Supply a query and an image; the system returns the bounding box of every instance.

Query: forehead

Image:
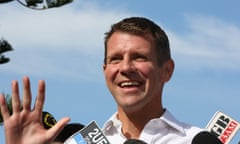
[107,32,154,54]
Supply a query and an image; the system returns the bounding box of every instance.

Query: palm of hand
[4,111,52,144]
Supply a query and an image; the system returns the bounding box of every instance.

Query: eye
[107,55,122,64]
[133,54,148,62]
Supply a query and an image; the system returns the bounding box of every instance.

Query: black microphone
[42,111,57,129]
[54,123,85,142]
[42,111,110,144]
[41,111,85,143]
[0,0,13,4]
[123,139,147,144]
[191,131,223,144]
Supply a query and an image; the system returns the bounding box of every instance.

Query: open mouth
[119,81,141,88]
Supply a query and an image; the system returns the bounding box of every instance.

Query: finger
[34,80,45,115]
[22,76,32,111]
[11,80,21,113]
[0,94,10,121]
[46,117,70,141]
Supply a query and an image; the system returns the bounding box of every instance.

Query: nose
[119,58,136,76]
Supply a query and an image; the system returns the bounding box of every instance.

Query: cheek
[136,64,162,88]
[136,63,155,78]
[104,66,118,81]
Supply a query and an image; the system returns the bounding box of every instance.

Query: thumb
[46,117,70,141]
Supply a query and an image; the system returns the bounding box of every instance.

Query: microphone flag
[206,111,240,144]
[64,121,110,144]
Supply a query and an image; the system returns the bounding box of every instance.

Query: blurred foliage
[0,94,12,123]
[0,38,13,64]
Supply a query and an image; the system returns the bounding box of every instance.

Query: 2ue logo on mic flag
[64,121,110,144]
[206,111,240,144]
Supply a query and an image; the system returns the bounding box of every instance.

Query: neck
[117,98,164,139]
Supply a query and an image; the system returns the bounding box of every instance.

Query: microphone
[41,111,85,143]
[64,121,110,144]
[0,0,14,3]
[192,111,240,144]
[206,111,240,144]
[123,139,147,144]
[42,111,57,129]
[191,131,223,144]
[55,123,85,143]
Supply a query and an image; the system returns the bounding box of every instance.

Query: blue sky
[0,0,240,143]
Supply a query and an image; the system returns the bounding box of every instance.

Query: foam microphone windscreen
[41,111,85,142]
[0,0,13,3]
[124,139,147,144]
[54,123,85,142]
[42,111,57,129]
[191,131,223,144]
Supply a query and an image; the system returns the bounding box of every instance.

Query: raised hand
[0,76,70,144]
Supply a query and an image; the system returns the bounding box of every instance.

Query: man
[102,17,202,143]
[0,17,202,144]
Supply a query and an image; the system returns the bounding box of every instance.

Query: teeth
[120,82,140,87]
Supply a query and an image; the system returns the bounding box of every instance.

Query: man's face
[103,32,169,112]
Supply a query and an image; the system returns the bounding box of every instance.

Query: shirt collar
[102,111,121,133]
[102,109,186,135]
[159,109,186,134]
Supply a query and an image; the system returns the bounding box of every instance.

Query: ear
[103,64,106,71]
[161,59,174,82]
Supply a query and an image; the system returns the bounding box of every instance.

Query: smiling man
[102,17,202,143]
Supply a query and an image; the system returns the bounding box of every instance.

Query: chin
[121,101,146,114]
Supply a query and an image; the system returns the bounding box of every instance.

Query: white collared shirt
[102,109,203,144]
